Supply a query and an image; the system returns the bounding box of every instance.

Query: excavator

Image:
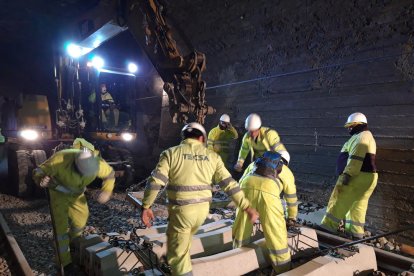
[0,0,215,197]
[63,0,215,125]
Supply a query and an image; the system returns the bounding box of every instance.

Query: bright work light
[127,63,138,73]
[91,56,104,69]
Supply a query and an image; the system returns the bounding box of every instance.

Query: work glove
[97,191,112,204]
[233,160,244,172]
[338,173,351,185]
[39,176,58,188]
[141,208,155,228]
[244,207,259,224]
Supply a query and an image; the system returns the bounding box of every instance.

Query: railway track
[0,205,413,275]
[0,212,33,276]
[315,229,414,274]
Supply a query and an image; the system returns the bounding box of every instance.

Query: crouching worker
[233,151,291,274]
[141,122,259,276]
[33,148,115,274]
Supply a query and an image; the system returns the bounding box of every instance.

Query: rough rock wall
[165,0,414,243]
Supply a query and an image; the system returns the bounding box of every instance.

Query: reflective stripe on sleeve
[270,142,282,151]
[217,177,233,189]
[284,193,297,198]
[151,171,168,184]
[226,186,241,196]
[166,185,212,192]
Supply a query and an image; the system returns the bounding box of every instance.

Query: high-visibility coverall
[241,162,298,220]
[233,174,291,273]
[207,124,238,165]
[33,149,115,267]
[101,92,119,126]
[237,127,286,165]
[72,137,95,152]
[142,139,251,276]
[321,130,378,238]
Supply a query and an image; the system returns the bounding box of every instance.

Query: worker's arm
[267,129,286,152]
[280,166,298,220]
[94,159,116,204]
[32,153,61,185]
[240,162,255,182]
[96,159,116,193]
[237,133,250,164]
[343,134,369,177]
[142,150,170,209]
[207,128,215,151]
[227,125,239,139]
[214,156,250,210]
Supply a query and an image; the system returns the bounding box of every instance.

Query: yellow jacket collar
[181,138,204,146]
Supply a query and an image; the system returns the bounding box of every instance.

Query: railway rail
[0,205,413,275]
[0,212,34,276]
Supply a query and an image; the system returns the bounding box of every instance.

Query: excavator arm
[66,0,215,124]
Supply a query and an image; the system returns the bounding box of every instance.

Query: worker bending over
[233,151,292,273]
[234,113,287,172]
[141,122,259,276]
[33,148,115,274]
[320,112,378,239]
[241,150,298,224]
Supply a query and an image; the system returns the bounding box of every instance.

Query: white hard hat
[344,112,367,128]
[277,150,290,165]
[181,122,207,142]
[219,114,230,123]
[75,149,99,177]
[245,113,262,131]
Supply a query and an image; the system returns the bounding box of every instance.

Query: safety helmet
[277,150,290,165]
[254,151,283,177]
[245,113,262,131]
[344,112,367,128]
[181,122,207,142]
[219,114,230,123]
[75,149,99,177]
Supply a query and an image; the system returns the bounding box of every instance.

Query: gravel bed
[0,189,166,275]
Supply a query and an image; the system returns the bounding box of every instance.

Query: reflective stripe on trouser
[49,189,89,267]
[232,188,291,273]
[167,202,209,276]
[321,172,378,238]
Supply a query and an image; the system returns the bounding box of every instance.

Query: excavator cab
[81,67,136,138]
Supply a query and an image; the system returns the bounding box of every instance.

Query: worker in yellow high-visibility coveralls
[72,137,95,152]
[241,150,298,223]
[233,151,291,274]
[320,112,378,239]
[33,148,115,274]
[234,113,287,172]
[141,122,259,276]
[207,114,238,167]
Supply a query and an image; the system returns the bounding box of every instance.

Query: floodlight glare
[20,129,39,141]
[121,132,134,141]
[67,43,82,58]
[91,56,104,69]
[127,63,138,73]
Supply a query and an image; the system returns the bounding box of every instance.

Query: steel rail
[0,212,34,276]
